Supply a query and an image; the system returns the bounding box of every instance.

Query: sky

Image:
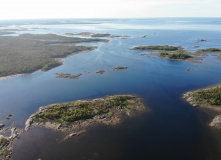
[0,0,220,19]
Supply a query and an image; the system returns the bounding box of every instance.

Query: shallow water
[0,18,221,160]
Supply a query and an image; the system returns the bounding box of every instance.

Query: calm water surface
[0,18,221,160]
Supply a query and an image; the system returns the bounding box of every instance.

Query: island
[131,45,194,60]
[112,66,128,70]
[196,48,221,53]
[183,86,221,128]
[131,45,221,63]
[95,70,105,74]
[25,95,148,137]
[65,32,130,38]
[0,33,108,78]
[55,73,82,79]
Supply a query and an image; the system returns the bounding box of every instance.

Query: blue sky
[0,0,220,19]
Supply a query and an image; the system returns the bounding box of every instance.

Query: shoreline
[25,95,148,139]
[183,85,221,129]
[0,47,97,81]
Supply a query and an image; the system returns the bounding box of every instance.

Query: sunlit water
[0,18,221,160]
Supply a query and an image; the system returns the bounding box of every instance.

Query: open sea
[0,18,221,160]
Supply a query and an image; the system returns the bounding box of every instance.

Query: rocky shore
[25,95,148,139]
[0,114,23,160]
[183,87,221,129]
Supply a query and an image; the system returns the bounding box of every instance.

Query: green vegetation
[41,61,62,71]
[0,137,9,158]
[160,50,191,59]
[132,45,192,60]
[132,45,179,51]
[192,87,221,105]
[196,48,221,53]
[34,96,134,124]
[0,34,107,77]
[167,52,191,59]
[91,34,111,37]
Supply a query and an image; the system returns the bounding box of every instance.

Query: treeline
[196,48,221,53]
[132,45,179,51]
[0,34,105,77]
[34,96,133,124]
[193,87,221,105]
[160,51,191,59]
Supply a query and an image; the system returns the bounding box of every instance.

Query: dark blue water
[0,18,221,159]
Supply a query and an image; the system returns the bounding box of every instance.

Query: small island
[131,45,221,63]
[55,73,82,79]
[25,95,147,137]
[112,66,128,70]
[183,86,221,128]
[95,70,105,74]
[131,45,193,60]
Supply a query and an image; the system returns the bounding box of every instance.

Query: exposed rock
[183,88,221,129]
[55,73,82,79]
[140,35,147,38]
[95,70,105,74]
[112,66,128,70]
[5,114,12,121]
[195,39,206,43]
[0,123,5,129]
[139,53,152,57]
[210,115,221,128]
[186,68,193,71]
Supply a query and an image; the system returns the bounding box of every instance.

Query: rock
[5,114,12,121]
[195,39,206,43]
[210,115,221,128]
[112,66,128,70]
[69,133,78,137]
[25,116,33,130]
[139,53,151,57]
[140,35,147,38]
[186,68,193,71]
[0,123,5,129]
[95,70,105,74]
[55,73,82,79]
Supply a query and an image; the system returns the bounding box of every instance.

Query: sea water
[0,18,221,160]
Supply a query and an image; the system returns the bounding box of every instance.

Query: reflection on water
[0,18,221,160]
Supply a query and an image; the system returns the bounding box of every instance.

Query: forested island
[0,34,108,78]
[25,95,147,137]
[183,86,221,128]
[132,45,221,62]
[131,45,193,60]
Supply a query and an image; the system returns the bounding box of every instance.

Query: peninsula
[25,95,147,137]
[0,34,108,78]
[183,86,221,128]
